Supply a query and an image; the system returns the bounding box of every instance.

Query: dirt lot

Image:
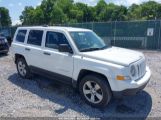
[0,50,161,119]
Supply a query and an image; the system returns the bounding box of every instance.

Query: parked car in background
[0,36,9,54]
[0,32,12,46]
[11,26,151,108]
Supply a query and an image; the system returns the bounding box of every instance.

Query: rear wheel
[16,58,32,79]
[79,74,112,108]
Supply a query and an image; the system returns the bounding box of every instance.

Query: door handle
[43,52,51,56]
[25,48,30,51]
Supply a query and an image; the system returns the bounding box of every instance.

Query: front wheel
[79,74,112,108]
[16,58,32,79]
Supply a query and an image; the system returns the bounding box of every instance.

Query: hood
[81,47,144,66]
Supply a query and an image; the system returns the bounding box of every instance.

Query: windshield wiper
[100,45,108,50]
[80,48,101,52]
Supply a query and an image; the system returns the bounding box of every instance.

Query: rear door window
[27,30,43,46]
[16,30,27,43]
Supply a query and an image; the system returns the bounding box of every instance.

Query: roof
[18,26,91,32]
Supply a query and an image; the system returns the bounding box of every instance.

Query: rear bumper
[113,67,151,98]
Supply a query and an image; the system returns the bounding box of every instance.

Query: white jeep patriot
[11,26,151,107]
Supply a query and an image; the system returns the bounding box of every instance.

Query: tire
[4,51,8,55]
[79,74,112,108]
[16,58,32,79]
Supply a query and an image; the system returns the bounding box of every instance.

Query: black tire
[79,74,112,108]
[16,58,32,79]
[4,51,8,55]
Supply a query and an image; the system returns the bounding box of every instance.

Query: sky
[0,0,161,25]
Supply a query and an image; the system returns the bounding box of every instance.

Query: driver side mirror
[58,44,73,54]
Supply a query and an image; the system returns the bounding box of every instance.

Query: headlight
[130,65,136,77]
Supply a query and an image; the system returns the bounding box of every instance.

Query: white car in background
[11,26,151,107]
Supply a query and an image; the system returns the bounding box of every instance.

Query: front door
[42,31,74,80]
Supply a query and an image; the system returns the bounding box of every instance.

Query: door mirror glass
[58,44,73,53]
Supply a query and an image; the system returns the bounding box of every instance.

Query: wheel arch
[15,54,26,63]
[75,69,111,91]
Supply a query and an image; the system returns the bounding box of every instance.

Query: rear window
[27,30,43,46]
[16,30,27,43]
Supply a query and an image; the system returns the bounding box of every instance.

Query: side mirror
[58,44,73,54]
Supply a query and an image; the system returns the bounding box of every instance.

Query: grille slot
[135,59,146,81]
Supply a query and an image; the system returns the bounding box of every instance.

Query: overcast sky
[0,0,161,25]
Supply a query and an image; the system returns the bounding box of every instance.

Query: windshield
[70,31,107,52]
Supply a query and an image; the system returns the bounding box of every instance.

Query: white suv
[11,26,151,107]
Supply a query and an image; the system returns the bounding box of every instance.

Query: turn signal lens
[116,75,130,81]
[116,75,125,80]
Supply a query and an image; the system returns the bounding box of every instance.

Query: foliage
[19,0,161,25]
[0,7,12,26]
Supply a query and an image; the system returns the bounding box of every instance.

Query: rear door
[25,29,44,68]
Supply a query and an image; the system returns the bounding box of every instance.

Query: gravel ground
[0,50,161,119]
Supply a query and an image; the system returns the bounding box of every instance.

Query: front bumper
[0,43,9,54]
[113,66,151,98]
[0,49,9,54]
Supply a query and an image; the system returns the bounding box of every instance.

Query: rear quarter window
[15,30,27,43]
[27,30,43,46]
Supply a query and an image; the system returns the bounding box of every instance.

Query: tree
[0,7,12,26]
[40,0,57,24]
[33,7,44,25]
[140,1,159,20]
[111,5,127,21]
[104,3,117,21]
[19,0,161,25]
[156,4,161,19]
[56,0,74,23]
[95,0,107,21]
[50,5,67,24]
[20,6,35,25]
[75,3,95,22]
[98,3,117,21]
[127,4,142,20]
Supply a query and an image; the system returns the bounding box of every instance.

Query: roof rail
[42,25,48,27]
